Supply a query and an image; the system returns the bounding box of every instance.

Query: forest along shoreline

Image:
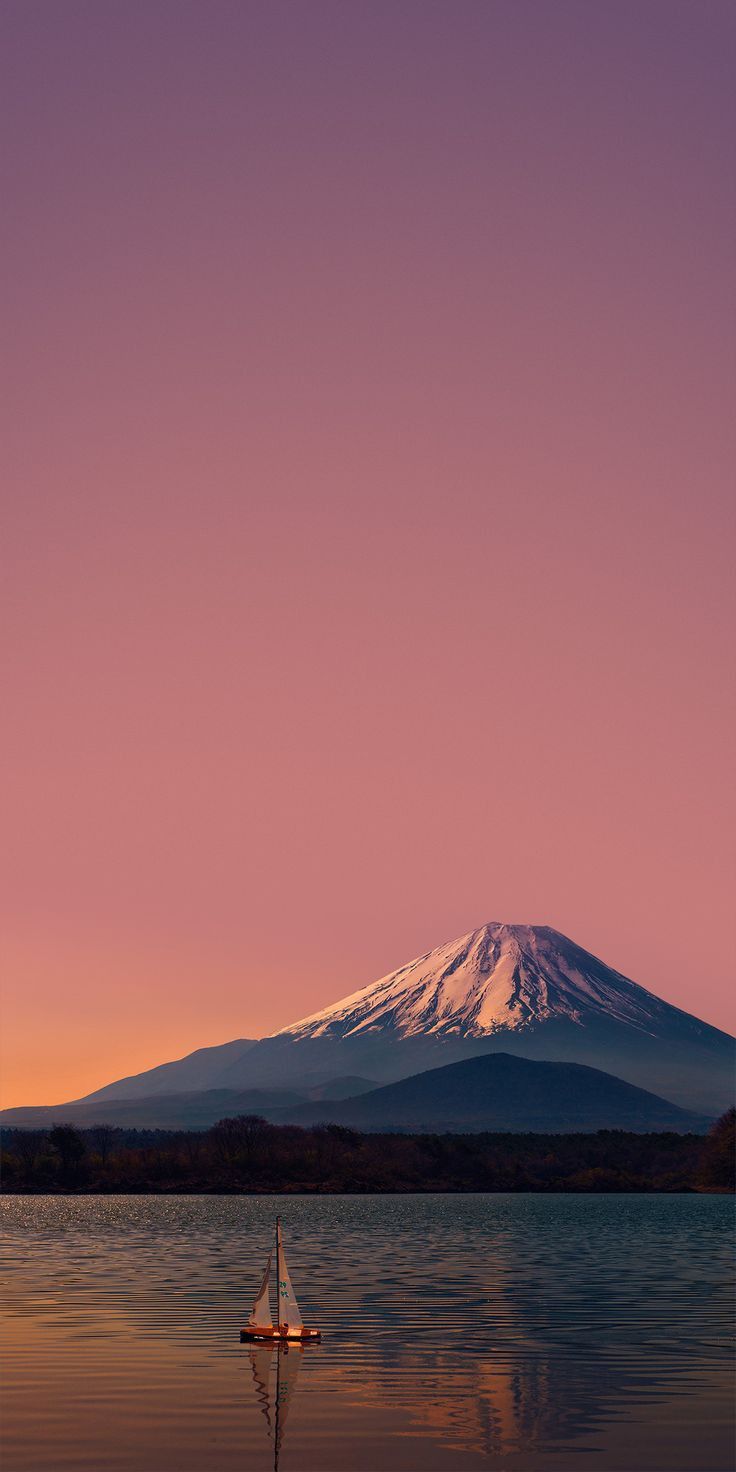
[1,1111,733,1194]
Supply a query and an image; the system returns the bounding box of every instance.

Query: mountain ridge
[80,1038,259,1102]
[0,1077,377,1131]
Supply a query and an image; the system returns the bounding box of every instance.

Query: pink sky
[1,1,734,1107]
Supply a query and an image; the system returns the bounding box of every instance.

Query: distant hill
[274,1054,710,1134]
[0,1077,376,1131]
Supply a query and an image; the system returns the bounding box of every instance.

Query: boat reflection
[248,1341,304,1472]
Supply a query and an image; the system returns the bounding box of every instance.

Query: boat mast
[274,1217,282,1472]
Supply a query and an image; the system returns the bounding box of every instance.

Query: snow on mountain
[276,923,672,1042]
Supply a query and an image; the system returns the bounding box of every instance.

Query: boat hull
[241,1326,321,1342]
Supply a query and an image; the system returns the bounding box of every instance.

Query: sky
[1,0,734,1107]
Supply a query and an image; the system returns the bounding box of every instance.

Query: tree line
[1,1109,733,1194]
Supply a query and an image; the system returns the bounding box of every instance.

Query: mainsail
[276,1220,303,1329]
[249,1246,273,1328]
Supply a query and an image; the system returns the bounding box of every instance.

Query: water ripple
[1,1194,733,1471]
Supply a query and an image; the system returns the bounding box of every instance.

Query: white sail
[276,1222,303,1329]
[249,1246,273,1328]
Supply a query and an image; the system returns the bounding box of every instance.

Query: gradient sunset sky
[2,1,734,1107]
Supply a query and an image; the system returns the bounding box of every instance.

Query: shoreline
[2,1184,731,1197]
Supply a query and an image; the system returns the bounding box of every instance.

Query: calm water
[0,1194,733,1472]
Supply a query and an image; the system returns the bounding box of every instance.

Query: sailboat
[241,1217,321,1342]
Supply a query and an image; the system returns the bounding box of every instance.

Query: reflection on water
[249,1343,305,1472]
[0,1194,733,1471]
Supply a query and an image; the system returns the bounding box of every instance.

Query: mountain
[235,923,735,1115]
[4,922,733,1125]
[273,1054,709,1134]
[275,923,717,1043]
[0,1077,377,1131]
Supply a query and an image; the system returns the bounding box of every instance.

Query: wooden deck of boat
[240,1327,321,1342]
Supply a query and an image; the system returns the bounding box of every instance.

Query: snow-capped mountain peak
[275,922,667,1042]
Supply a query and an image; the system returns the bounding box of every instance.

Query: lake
[0,1194,733,1471]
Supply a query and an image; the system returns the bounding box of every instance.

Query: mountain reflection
[253,1215,706,1468]
[240,1319,673,1469]
[347,1342,641,1460]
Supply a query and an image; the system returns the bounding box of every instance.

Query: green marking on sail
[276,1243,302,1326]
